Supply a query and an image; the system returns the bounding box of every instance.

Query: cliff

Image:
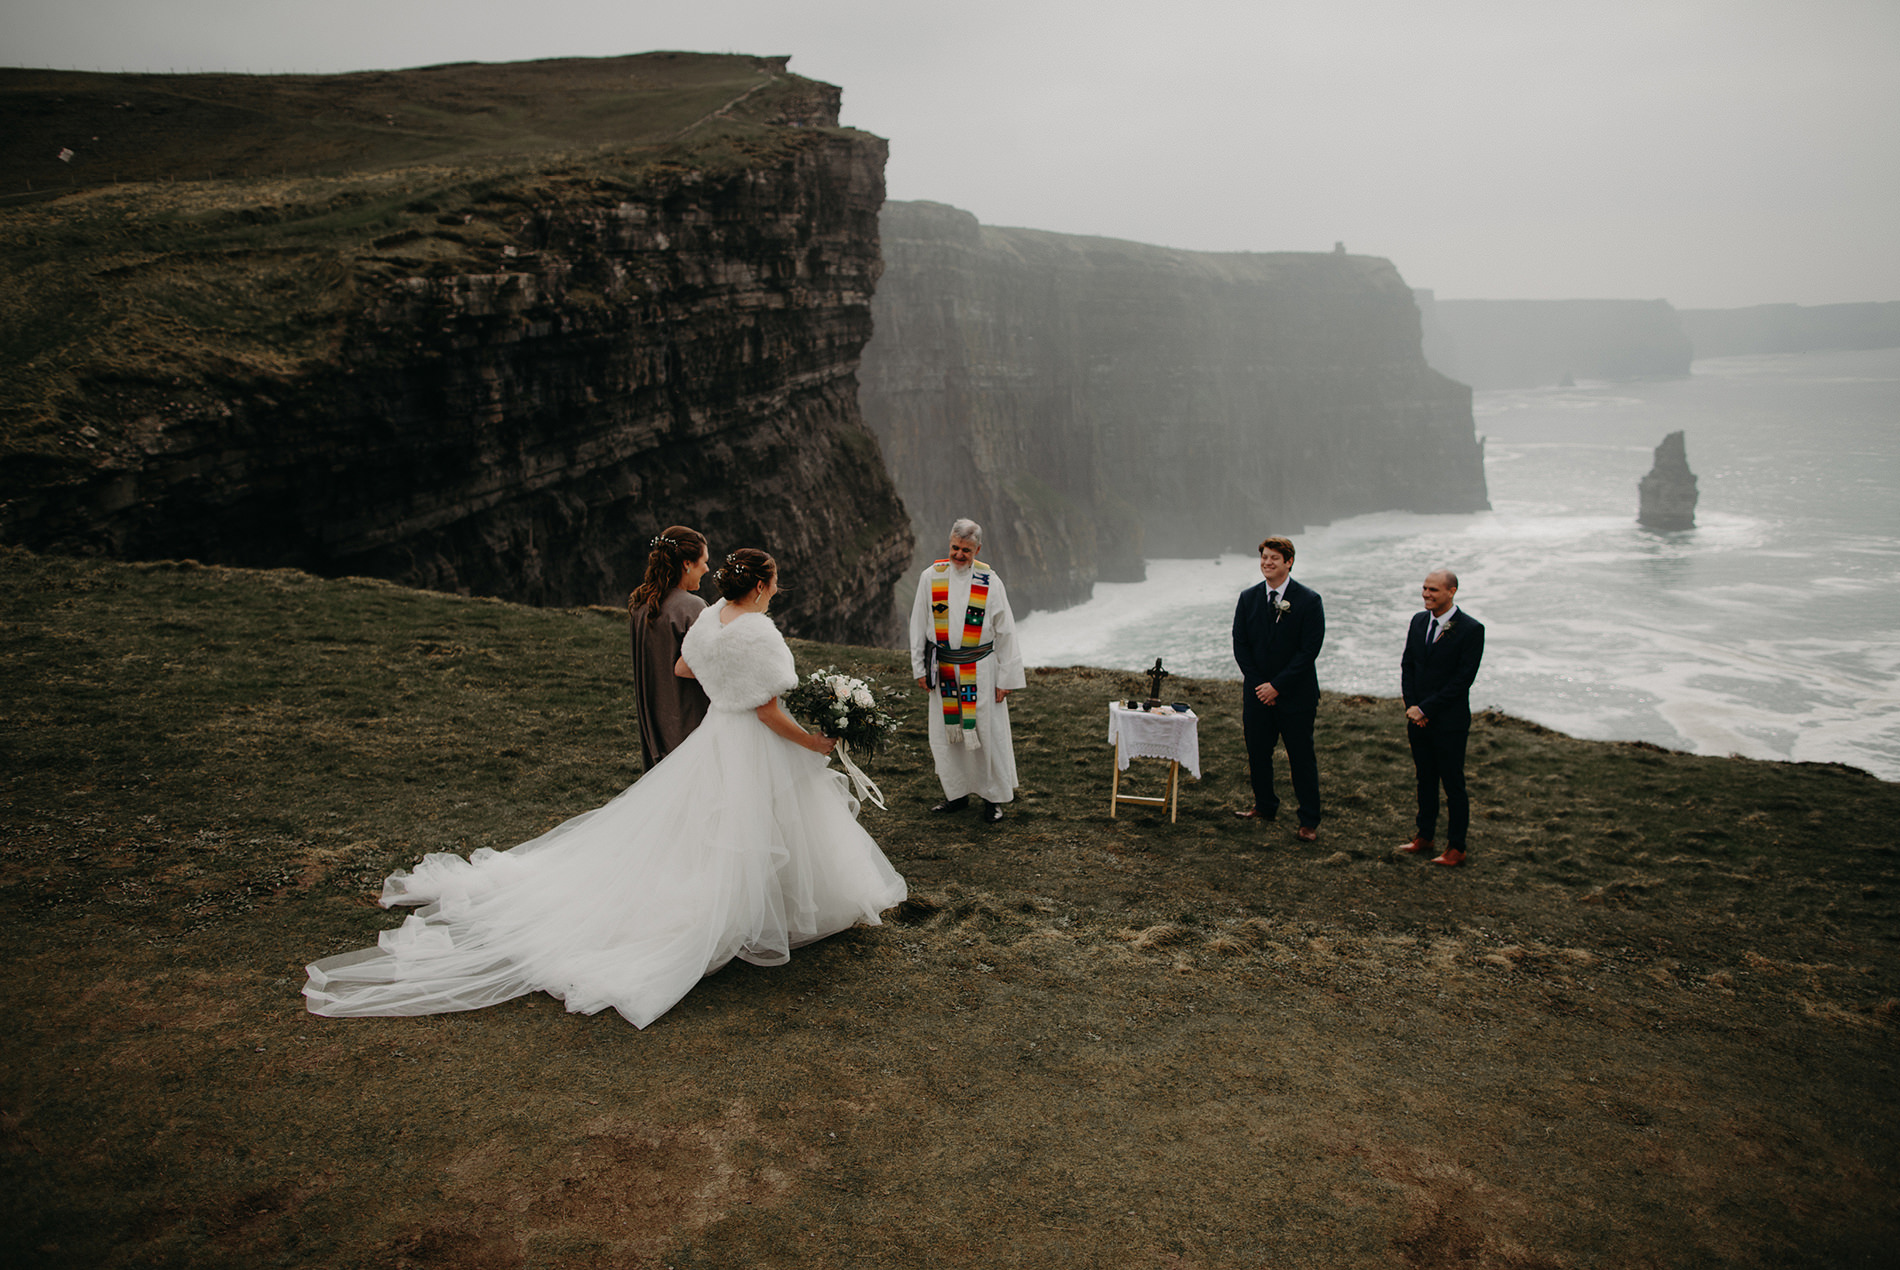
[1637,431,1698,531]
[0,55,913,644]
[1679,302,1900,358]
[1416,294,1693,389]
[860,202,1487,614]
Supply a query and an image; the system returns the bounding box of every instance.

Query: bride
[303,548,908,1029]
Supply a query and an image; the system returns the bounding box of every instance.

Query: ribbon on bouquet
[831,738,887,811]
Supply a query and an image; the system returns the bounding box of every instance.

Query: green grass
[3,546,1897,1267]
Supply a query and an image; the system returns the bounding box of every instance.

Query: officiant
[910,519,1025,824]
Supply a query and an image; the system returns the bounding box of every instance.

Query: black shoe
[930,796,970,814]
[982,801,1004,823]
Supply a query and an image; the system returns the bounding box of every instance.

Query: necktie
[1427,616,1440,644]
[1268,589,1278,607]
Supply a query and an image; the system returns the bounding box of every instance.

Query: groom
[1232,535,1325,841]
[1398,568,1486,867]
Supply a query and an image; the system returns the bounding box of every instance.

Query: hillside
[3,547,1895,1267]
[0,55,911,643]
[3,54,836,196]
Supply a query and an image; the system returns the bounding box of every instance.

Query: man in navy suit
[1398,568,1486,867]
[1231,536,1325,841]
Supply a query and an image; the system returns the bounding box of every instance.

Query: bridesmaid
[627,526,711,769]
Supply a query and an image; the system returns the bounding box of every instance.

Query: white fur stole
[681,602,798,711]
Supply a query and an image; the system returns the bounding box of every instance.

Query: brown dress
[630,588,710,769]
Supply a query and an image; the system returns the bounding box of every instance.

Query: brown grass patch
[2,550,1897,1267]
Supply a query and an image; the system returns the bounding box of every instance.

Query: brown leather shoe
[1429,848,1466,867]
[1398,836,1434,855]
[1296,825,1318,842]
[1233,808,1273,820]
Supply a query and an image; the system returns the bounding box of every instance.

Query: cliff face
[1679,302,1900,358]
[860,202,1487,614]
[0,56,913,645]
[1416,294,1693,389]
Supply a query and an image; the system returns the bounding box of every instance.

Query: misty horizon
[6,0,1896,310]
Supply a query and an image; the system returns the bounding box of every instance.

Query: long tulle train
[303,708,906,1028]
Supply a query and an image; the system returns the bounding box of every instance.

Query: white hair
[949,518,983,547]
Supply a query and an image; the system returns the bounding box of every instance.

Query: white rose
[852,687,875,709]
[832,679,851,701]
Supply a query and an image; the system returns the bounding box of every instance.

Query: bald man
[1398,569,1486,867]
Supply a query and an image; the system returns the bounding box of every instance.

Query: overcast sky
[9,0,1897,308]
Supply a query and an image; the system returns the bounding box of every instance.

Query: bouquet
[784,667,902,808]
[784,667,901,756]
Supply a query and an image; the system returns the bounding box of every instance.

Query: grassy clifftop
[2,548,1896,1266]
[0,53,853,448]
[3,54,825,193]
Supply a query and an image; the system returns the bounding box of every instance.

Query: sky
[7,0,1898,308]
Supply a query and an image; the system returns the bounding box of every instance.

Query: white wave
[1016,348,1900,779]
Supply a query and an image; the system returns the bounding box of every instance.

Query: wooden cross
[1145,657,1171,704]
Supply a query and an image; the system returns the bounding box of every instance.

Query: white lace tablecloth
[1107,702,1201,779]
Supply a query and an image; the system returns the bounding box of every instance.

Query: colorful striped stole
[930,561,991,745]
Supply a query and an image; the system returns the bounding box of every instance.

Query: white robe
[909,560,1025,804]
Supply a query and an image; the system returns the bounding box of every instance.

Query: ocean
[1015,346,1900,780]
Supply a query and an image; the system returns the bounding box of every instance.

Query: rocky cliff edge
[0,55,912,644]
[861,201,1487,614]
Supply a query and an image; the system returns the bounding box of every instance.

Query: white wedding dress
[303,601,908,1029]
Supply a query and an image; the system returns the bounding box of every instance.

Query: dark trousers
[1242,693,1321,827]
[1408,723,1470,847]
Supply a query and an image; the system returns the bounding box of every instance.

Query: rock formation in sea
[1638,431,1699,531]
[1414,293,1693,389]
[0,55,912,645]
[1678,301,1900,359]
[860,201,1488,615]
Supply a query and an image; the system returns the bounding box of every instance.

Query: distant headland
[1415,291,1900,389]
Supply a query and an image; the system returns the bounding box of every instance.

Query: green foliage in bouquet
[784,666,901,757]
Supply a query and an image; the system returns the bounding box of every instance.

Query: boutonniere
[1272,596,1291,623]
[1440,618,1455,635]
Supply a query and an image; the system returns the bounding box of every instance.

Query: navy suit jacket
[1232,577,1324,709]
[1401,608,1486,730]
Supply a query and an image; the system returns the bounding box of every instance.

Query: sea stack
[1638,431,1699,530]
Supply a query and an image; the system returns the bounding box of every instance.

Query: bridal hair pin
[650,534,678,549]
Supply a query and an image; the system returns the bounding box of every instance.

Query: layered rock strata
[860,201,1488,614]
[0,56,912,644]
[1638,431,1699,531]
